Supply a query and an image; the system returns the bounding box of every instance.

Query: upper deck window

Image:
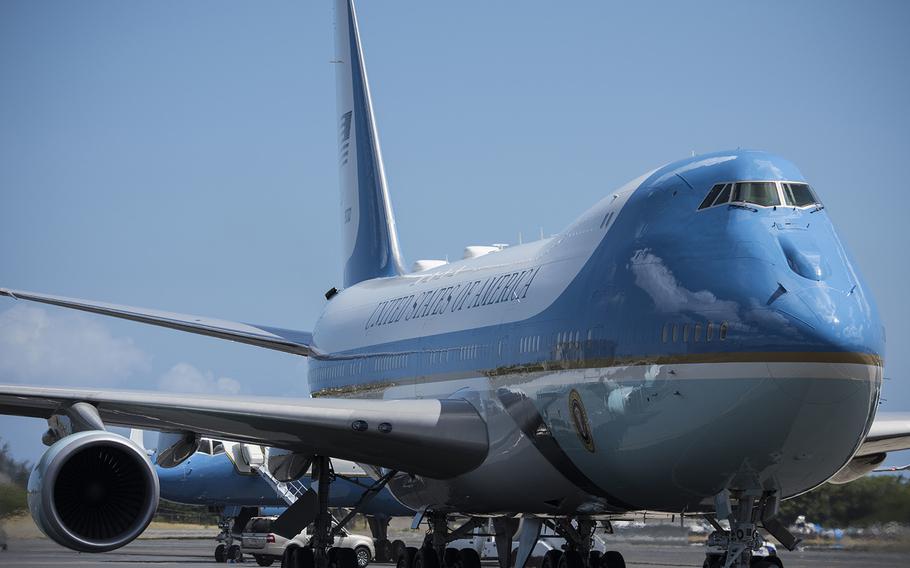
[732,182,780,207]
[782,182,820,208]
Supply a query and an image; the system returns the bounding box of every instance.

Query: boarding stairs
[253,463,312,506]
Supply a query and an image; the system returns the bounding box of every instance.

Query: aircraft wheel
[215,543,227,563]
[444,547,460,568]
[587,551,601,568]
[392,540,408,563]
[415,547,439,568]
[254,555,274,567]
[332,547,358,568]
[375,539,393,562]
[558,550,583,568]
[397,547,418,568]
[541,550,562,568]
[228,544,243,562]
[458,548,480,568]
[602,551,625,568]
[703,556,724,568]
[355,545,373,568]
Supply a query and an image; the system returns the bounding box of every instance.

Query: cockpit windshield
[782,182,819,207]
[698,181,821,211]
[732,182,780,207]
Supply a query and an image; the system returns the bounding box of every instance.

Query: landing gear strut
[705,491,792,568]
[284,457,398,568]
[368,516,393,562]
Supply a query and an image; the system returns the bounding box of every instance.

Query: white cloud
[157,362,241,395]
[0,304,148,385]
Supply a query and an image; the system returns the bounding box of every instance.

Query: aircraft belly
[521,362,880,512]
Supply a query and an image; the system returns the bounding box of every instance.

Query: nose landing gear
[704,490,798,568]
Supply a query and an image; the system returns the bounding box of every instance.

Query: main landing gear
[367,516,394,563]
[283,457,397,568]
[543,519,625,568]
[396,512,485,568]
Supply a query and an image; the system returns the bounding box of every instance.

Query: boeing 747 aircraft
[1,2,909,568]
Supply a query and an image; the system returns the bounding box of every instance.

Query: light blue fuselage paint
[308,150,884,515]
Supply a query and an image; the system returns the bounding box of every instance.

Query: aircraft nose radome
[786,285,884,359]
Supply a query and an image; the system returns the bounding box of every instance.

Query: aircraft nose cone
[791,284,884,359]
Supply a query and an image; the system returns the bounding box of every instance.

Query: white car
[241,516,375,567]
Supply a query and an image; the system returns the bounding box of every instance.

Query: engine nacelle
[28,430,159,552]
[828,452,887,485]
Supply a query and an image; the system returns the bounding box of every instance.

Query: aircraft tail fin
[335,0,405,287]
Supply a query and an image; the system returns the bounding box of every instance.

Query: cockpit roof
[642,150,806,190]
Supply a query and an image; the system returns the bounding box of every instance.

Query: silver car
[241,516,375,567]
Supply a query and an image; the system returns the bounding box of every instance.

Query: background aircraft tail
[335,0,405,287]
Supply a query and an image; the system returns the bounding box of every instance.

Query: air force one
[1,1,908,568]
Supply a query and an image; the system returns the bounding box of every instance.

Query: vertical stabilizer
[335,0,405,286]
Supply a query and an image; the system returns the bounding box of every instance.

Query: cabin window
[732,182,780,207]
[720,322,729,341]
[662,323,670,343]
[706,321,714,342]
[683,324,690,342]
[693,323,702,342]
[672,323,679,343]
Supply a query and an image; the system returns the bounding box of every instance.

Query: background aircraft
[1,1,910,568]
[138,432,411,563]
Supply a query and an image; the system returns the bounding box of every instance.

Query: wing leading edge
[0,288,319,357]
[856,412,910,456]
[0,384,489,479]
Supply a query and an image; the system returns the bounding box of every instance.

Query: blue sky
[1,0,908,469]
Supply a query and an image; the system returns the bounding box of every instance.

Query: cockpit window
[732,182,780,207]
[713,184,732,206]
[782,183,819,207]
[699,184,725,210]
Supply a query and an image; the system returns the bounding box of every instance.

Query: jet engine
[27,430,159,552]
[828,452,887,484]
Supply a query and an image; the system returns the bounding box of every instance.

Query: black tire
[588,550,602,568]
[393,540,408,563]
[415,548,440,568]
[375,539,393,563]
[444,547,461,568]
[228,544,243,563]
[703,556,723,568]
[558,550,584,568]
[541,550,562,568]
[458,548,481,568]
[355,546,373,568]
[254,555,275,567]
[335,547,359,568]
[397,547,418,568]
[603,551,625,568]
[285,546,309,568]
[215,544,227,563]
[751,560,782,568]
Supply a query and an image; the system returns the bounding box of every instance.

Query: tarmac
[1,538,907,568]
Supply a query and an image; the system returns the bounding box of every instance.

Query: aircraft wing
[0,384,489,479]
[855,412,910,456]
[0,287,317,357]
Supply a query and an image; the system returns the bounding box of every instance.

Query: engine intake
[28,430,159,552]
